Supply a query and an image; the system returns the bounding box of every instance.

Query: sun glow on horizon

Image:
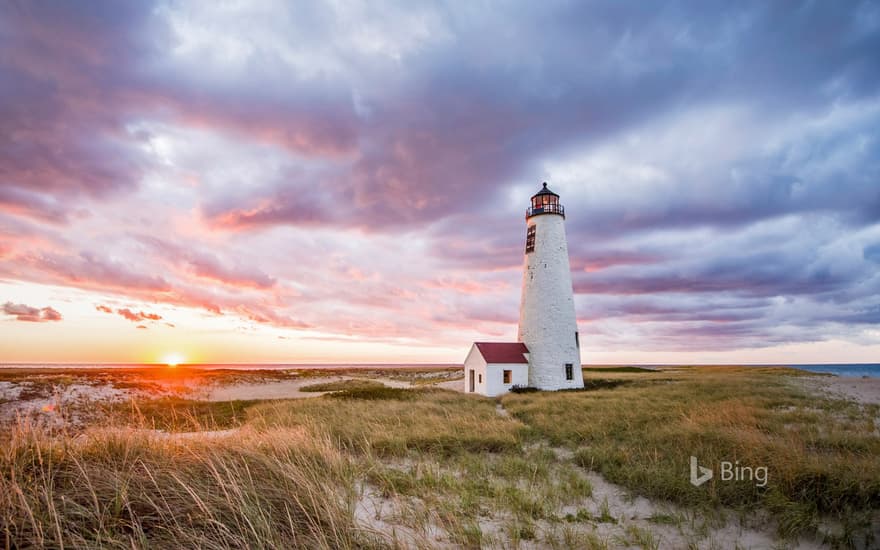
[162,353,185,367]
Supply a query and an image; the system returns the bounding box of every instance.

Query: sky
[1,1,879,365]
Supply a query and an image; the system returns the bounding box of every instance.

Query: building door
[469,370,475,392]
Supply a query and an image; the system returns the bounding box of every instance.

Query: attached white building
[463,342,530,397]
[465,182,585,396]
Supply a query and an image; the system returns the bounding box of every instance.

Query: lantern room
[526,182,564,219]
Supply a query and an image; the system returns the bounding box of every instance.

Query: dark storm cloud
[238,0,880,238]
[0,0,359,222]
[0,2,158,204]
[5,0,878,231]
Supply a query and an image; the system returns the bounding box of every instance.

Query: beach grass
[247,388,521,456]
[1,366,877,548]
[504,367,880,544]
[0,420,375,549]
[104,397,264,431]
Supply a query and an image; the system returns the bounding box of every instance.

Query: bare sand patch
[800,375,880,405]
[354,446,827,549]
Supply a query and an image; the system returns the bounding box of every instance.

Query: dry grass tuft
[0,419,378,549]
[247,388,522,456]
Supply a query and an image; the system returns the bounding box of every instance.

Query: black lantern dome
[526,182,564,219]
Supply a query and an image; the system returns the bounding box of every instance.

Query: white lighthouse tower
[462,182,583,396]
[517,182,584,390]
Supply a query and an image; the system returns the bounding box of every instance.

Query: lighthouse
[463,182,584,395]
[517,182,583,390]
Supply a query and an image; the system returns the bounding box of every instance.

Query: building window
[565,363,573,381]
[503,370,512,384]
[478,374,482,383]
[575,332,579,347]
[525,225,536,253]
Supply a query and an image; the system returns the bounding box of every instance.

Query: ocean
[787,364,880,378]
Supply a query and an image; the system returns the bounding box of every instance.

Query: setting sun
[162,353,185,367]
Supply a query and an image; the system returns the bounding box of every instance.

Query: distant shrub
[300,379,385,393]
[509,386,539,393]
[582,366,656,373]
[581,379,630,391]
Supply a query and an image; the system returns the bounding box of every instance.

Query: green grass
[247,388,521,456]
[105,398,263,431]
[583,366,657,373]
[298,379,387,393]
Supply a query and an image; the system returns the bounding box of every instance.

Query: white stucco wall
[485,363,529,396]
[517,212,585,390]
[463,344,529,396]
[463,344,488,394]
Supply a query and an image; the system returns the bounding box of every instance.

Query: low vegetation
[104,397,262,431]
[247,388,520,456]
[504,367,880,546]
[582,366,657,373]
[298,379,387,393]
[0,366,877,548]
[0,419,374,548]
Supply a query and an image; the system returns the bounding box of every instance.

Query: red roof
[474,342,529,364]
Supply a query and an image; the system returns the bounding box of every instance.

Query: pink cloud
[96,304,163,323]
[422,276,510,294]
[116,308,162,323]
[0,188,69,224]
[137,236,276,289]
[27,252,171,292]
[2,302,62,322]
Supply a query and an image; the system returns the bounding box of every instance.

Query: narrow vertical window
[503,370,512,384]
[565,363,573,381]
[525,225,536,253]
[575,332,579,347]
[478,374,482,383]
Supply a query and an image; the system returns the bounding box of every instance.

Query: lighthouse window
[503,370,512,384]
[525,225,536,253]
[565,363,573,380]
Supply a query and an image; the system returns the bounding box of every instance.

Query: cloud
[0,187,69,223]
[26,252,171,292]
[2,302,62,322]
[0,2,157,215]
[135,235,276,289]
[95,303,163,323]
[114,307,161,323]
